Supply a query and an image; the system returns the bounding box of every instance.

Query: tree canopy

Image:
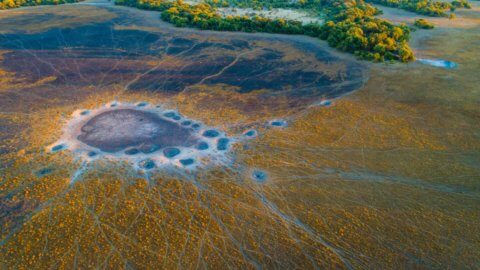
[116,0,416,62]
[0,0,81,9]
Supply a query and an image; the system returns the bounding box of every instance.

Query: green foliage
[366,0,453,17]
[161,1,306,34]
[115,0,415,62]
[319,0,413,62]
[414,18,434,29]
[451,0,471,9]
[114,0,173,11]
[0,0,81,9]
[206,0,308,10]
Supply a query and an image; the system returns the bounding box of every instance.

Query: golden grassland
[2,62,479,268]
[1,2,479,269]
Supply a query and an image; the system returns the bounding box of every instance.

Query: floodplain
[0,0,479,269]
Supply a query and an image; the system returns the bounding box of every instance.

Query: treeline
[205,0,305,10]
[0,0,81,9]
[115,0,415,62]
[365,0,471,17]
[451,0,471,9]
[162,2,308,33]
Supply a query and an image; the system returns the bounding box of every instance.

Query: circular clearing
[77,109,197,153]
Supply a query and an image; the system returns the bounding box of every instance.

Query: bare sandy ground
[217,7,323,25]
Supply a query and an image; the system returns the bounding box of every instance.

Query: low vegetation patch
[414,18,434,29]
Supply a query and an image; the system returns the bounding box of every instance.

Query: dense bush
[365,0,453,17]
[320,1,413,62]
[365,0,472,17]
[451,0,471,9]
[116,0,415,62]
[0,0,81,9]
